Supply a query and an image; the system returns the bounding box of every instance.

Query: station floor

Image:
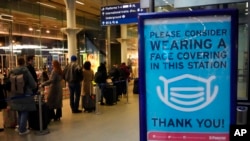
[0,82,140,141]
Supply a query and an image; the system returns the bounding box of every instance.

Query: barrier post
[95,85,101,115]
[125,79,130,104]
[34,91,50,135]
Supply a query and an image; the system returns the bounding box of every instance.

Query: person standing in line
[41,60,63,121]
[82,61,94,96]
[119,62,130,96]
[63,55,83,113]
[26,55,38,93]
[94,63,107,105]
[9,57,37,135]
[109,64,121,101]
[39,67,49,84]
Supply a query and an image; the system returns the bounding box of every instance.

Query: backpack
[94,72,102,83]
[8,71,27,95]
[74,68,83,82]
[63,64,83,82]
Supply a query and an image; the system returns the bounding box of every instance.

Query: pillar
[120,24,127,64]
[61,0,82,58]
[106,26,111,71]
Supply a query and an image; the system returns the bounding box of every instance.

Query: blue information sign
[138,9,238,141]
[101,3,145,26]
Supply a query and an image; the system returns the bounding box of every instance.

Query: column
[61,0,82,58]
[120,24,128,64]
[106,26,111,71]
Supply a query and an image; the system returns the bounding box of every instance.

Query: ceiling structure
[0,0,248,44]
[0,0,137,40]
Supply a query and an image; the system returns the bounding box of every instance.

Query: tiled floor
[0,83,140,141]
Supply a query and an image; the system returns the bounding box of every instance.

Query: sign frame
[138,9,238,141]
[100,3,145,26]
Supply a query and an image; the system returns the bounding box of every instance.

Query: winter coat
[82,69,94,95]
[42,70,63,109]
[9,66,37,111]
[63,62,83,84]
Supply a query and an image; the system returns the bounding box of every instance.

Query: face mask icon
[156,74,218,112]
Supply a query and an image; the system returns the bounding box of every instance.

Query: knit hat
[71,55,77,61]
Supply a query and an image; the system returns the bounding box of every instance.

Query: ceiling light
[36,2,56,9]
[29,27,33,31]
[76,1,84,5]
[46,30,50,33]
[246,2,248,8]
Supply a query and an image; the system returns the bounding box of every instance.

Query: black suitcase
[82,94,96,112]
[133,78,139,94]
[28,102,50,130]
[103,85,117,105]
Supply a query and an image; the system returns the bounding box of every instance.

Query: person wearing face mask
[26,55,38,93]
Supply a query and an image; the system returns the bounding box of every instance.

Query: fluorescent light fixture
[52,48,68,51]
[246,2,248,8]
[41,15,57,20]
[49,51,64,54]
[0,14,13,22]
[0,44,47,49]
[36,2,56,9]
[76,0,84,5]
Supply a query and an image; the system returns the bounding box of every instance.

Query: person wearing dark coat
[109,64,121,101]
[95,63,107,105]
[63,55,83,113]
[9,57,37,135]
[41,60,63,121]
[26,55,38,93]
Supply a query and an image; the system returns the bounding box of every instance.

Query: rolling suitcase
[133,78,139,94]
[82,85,96,112]
[103,85,117,105]
[28,94,50,130]
[3,108,17,128]
[82,94,96,112]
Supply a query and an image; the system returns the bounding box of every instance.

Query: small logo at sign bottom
[230,125,249,141]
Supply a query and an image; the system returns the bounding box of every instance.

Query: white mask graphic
[156,74,218,112]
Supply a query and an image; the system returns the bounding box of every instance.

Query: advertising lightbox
[138,9,238,141]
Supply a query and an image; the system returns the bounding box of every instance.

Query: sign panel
[140,0,174,8]
[138,9,238,141]
[101,3,145,26]
[174,0,247,8]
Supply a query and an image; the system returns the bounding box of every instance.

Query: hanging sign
[138,9,238,141]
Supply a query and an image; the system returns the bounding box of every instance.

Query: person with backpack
[9,57,37,135]
[63,55,83,113]
[41,60,63,121]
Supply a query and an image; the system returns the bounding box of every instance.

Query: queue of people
[0,54,132,136]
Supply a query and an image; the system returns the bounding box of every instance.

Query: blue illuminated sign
[138,9,238,141]
[101,3,145,26]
